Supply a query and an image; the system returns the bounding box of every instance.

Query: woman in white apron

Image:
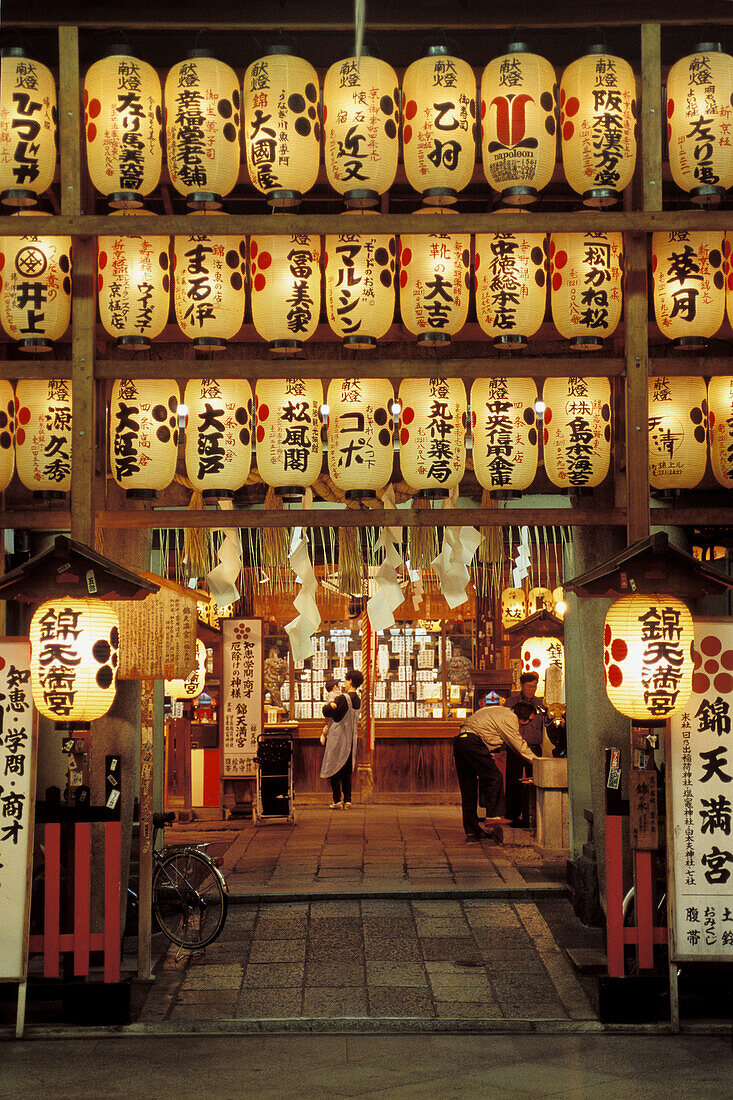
[320,669,363,808]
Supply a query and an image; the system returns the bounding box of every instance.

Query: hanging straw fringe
[337,526,363,596]
[477,490,503,565]
[408,497,438,570]
[260,487,289,569]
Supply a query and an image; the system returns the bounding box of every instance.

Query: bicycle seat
[153,811,176,828]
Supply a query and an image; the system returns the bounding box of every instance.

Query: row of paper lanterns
[3,40,733,211]
[501,586,566,629]
[2,373,731,498]
[5,223,733,352]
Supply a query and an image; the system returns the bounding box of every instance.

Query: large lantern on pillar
[15,378,72,498]
[323,54,399,207]
[243,47,320,207]
[173,216,246,350]
[474,224,547,347]
[0,214,72,351]
[30,598,120,722]
[402,45,476,205]
[549,232,623,350]
[399,210,470,343]
[521,636,564,696]
[250,231,321,353]
[255,377,323,501]
[604,594,694,722]
[560,46,637,206]
[165,637,206,700]
[165,51,241,208]
[708,375,733,487]
[480,43,557,205]
[326,377,393,499]
[652,231,725,348]
[325,214,396,348]
[542,376,612,491]
[109,378,179,498]
[98,214,170,348]
[398,377,466,497]
[84,49,162,207]
[471,377,538,495]
[0,47,57,207]
[667,43,733,205]
[501,587,526,629]
[648,375,708,491]
[184,378,252,498]
[0,379,15,491]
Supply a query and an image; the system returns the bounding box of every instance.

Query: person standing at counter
[320,668,363,809]
[504,671,547,828]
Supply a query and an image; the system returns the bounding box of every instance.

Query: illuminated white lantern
[398,377,466,497]
[109,379,179,498]
[399,209,470,343]
[166,638,206,700]
[250,231,321,353]
[0,47,57,207]
[521,636,564,695]
[323,53,399,207]
[471,377,538,494]
[550,232,623,350]
[15,378,72,498]
[30,598,120,722]
[173,216,246,349]
[653,231,725,348]
[325,214,396,348]
[0,379,15,491]
[501,587,526,629]
[552,587,566,619]
[184,378,252,498]
[604,594,694,721]
[708,375,733,487]
[255,377,323,501]
[542,376,612,491]
[667,42,733,205]
[326,377,393,498]
[0,213,71,351]
[475,224,547,347]
[527,587,554,615]
[648,375,707,491]
[98,213,170,348]
[480,43,557,205]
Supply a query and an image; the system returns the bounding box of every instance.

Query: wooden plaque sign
[112,578,199,681]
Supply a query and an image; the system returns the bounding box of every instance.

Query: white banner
[222,619,262,777]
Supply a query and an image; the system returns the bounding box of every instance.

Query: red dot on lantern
[402,247,412,266]
[16,428,25,446]
[543,427,548,445]
[701,634,722,656]
[402,406,414,425]
[259,251,272,270]
[563,121,574,141]
[405,100,417,120]
[258,403,269,422]
[544,408,552,425]
[552,272,562,292]
[693,648,702,669]
[531,658,541,668]
[611,639,628,662]
[403,125,412,144]
[400,270,408,289]
[604,624,612,645]
[480,101,486,119]
[692,673,710,695]
[714,672,733,694]
[98,274,104,292]
[667,123,672,142]
[704,659,719,674]
[256,425,265,443]
[254,273,266,292]
[250,240,258,259]
[604,651,610,665]
[721,649,733,670]
[18,407,30,426]
[709,412,716,428]
[89,98,101,119]
[400,428,409,445]
[99,251,108,270]
[555,250,568,269]
[667,99,674,119]
[87,123,97,142]
[608,664,623,688]
[565,96,579,117]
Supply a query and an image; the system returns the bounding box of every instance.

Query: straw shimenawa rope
[337,526,363,597]
[260,487,289,569]
[408,496,438,570]
[478,489,503,565]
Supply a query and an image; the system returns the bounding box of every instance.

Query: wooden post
[624,231,651,545]
[58,26,82,219]
[641,24,663,214]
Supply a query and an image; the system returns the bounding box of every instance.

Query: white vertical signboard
[668,618,733,962]
[222,619,263,777]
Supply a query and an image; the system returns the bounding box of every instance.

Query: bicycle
[150,811,229,952]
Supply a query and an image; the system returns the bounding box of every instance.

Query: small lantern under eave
[109,378,179,498]
[471,377,538,496]
[98,215,170,348]
[398,377,466,498]
[667,43,733,205]
[325,214,396,348]
[0,215,72,351]
[15,378,72,498]
[30,598,120,723]
[0,47,57,207]
[708,375,733,488]
[243,47,320,207]
[480,43,557,205]
[166,51,241,208]
[85,49,162,208]
[399,209,470,344]
[648,375,708,492]
[250,232,321,353]
[402,46,476,205]
[173,217,246,350]
[474,226,547,347]
[552,587,566,619]
[326,377,393,499]
[501,587,526,629]
[542,376,612,492]
[527,587,554,616]
[560,46,637,207]
[549,231,623,350]
[604,594,694,722]
[0,379,15,491]
[323,54,399,207]
[255,377,323,501]
[653,230,725,349]
[521,636,564,696]
[184,378,252,498]
[165,638,206,700]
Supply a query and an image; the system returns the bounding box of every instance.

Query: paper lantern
[560,47,637,206]
[521,636,564,696]
[549,232,623,349]
[30,598,120,722]
[184,378,252,497]
[166,638,206,700]
[527,587,554,615]
[471,377,538,494]
[402,47,476,205]
[542,376,612,490]
[501,587,526,628]
[708,375,733,487]
[667,43,733,204]
[98,214,169,348]
[243,47,319,206]
[250,232,321,352]
[604,594,694,721]
[0,48,57,207]
[480,44,556,204]
[653,231,725,348]
[166,52,241,207]
[325,213,395,347]
[726,233,733,328]
[0,379,15,491]
[109,378,179,497]
[255,377,323,500]
[648,375,707,491]
[85,50,162,207]
[326,377,393,498]
[15,378,72,498]
[398,377,466,496]
[399,209,470,343]
[474,225,547,346]
[0,214,71,351]
[323,54,399,207]
[552,587,566,619]
[173,216,246,349]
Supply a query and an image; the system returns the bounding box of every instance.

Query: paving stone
[309,900,362,918]
[180,964,243,990]
[254,916,309,939]
[174,989,239,1008]
[235,988,303,1017]
[248,938,307,963]
[434,1000,504,1019]
[425,961,493,1001]
[302,987,369,1017]
[362,916,416,938]
[306,943,364,964]
[367,988,435,1017]
[305,962,366,988]
[362,937,422,962]
[366,961,429,988]
[419,937,483,963]
[411,900,464,917]
[240,963,305,989]
[413,917,469,938]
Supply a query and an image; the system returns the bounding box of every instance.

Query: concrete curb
[226,885,570,904]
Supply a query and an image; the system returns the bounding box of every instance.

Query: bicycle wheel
[152,848,228,949]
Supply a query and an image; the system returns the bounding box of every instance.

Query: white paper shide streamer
[206,501,242,609]
[512,525,532,588]
[285,528,321,661]
[431,496,481,609]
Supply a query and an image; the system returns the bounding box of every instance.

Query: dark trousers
[505,744,541,824]
[452,732,504,834]
[330,758,352,803]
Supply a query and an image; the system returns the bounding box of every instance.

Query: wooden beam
[625,232,651,542]
[640,24,663,213]
[58,26,82,218]
[70,237,96,545]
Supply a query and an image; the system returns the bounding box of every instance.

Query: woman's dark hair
[346,668,364,690]
[325,677,336,692]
